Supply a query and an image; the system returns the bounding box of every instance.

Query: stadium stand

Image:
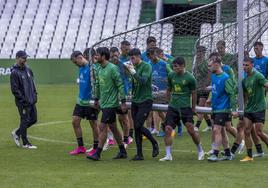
[0,0,143,58]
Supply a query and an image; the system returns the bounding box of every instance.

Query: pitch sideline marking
[29,120,196,153]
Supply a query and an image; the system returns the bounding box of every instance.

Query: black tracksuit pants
[131,100,157,156]
[16,104,37,145]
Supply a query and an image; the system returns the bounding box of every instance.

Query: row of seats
[0,0,142,58]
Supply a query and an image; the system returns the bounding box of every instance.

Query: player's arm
[112,66,126,103]
[10,72,27,106]
[94,70,100,102]
[133,64,152,85]
[189,74,197,112]
[225,78,237,111]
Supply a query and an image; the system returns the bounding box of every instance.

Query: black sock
[206,119,212,127]
[231,142,239,154]
[119,144,126,153]
[95,147,102,156]
[213,150,219,157]
[93,140,98,149]
[224,148,231,156]
[255,144,263,154]
[195,120,202,128]
[123,136,128,143]
[129,129,134,138]
[77,137,84,147]
[247,148,253,158]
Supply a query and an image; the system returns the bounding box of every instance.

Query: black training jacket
[10,64,37,107]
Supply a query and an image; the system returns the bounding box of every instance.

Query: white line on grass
[34,120,71,127]
[28,135,195,153]
[30,120,196,153]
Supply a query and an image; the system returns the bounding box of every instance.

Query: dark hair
[243,57,254,64]
[253,41,263,47]
[196,45,207,52]
[209,52,221,59]
[216,40,226,47]
[212,57,222,64]
[96,47,110,60]
[172,57,185,65]
[70,51,83,60]
[129,48,141,56]
[83,48,96,58]
[110,47,119,53]
[146,36,157,44]
[120,40,130,46]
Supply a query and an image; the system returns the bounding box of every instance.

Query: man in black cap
[10,50,38,149]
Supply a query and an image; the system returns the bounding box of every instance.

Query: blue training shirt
[253,56,268,78]
[77,63,92,106]
[150,59,169,91]
[211,72,230,112]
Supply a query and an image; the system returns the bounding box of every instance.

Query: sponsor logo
[0,67,11,76]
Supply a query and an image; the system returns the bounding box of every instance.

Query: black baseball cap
[16,50,29,58]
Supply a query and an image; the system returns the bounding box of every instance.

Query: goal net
[90,0,268,112]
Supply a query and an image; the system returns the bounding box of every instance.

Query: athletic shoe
[253,152,265,158]
[86,148,96,156]
[11,128,21,147]
[103,140,110,151]
[131,155,144,161]
[108,139,115,145]
[240,156,253,162]
[202,126,212,132]
[237,140,245,154]
[113,151,127,159]
[22,143,37,149]
[87,153,100,161]
[69,146,86,155]
[128,137,133,144]
[219,155,233,161]
[123,142,128,149]
[159,155,173,161]
[205,149,214,156]
[198,151,205,160]
[157,131,165,137]
[207,154,219,162]
[177,126,183,136]
[194,127,199,132]
[152,143,159,157]
[142,135,148,140]
[151,128,159,135]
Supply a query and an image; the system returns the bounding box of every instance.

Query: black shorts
[116,108,128,115]
[163,106,194,129]
[197,92,209,104]
[72,104,98,120]
[211,113,231,126]
[244,110,266,124]
[101,108,117,124]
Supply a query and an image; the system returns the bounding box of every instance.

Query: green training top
[242,70,268,113]
[193,60,210,94]
[168,71,196,109]
[131,61,153,103]
[95,62,126,108]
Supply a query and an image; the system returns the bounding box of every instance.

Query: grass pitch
[1,84,268,188]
